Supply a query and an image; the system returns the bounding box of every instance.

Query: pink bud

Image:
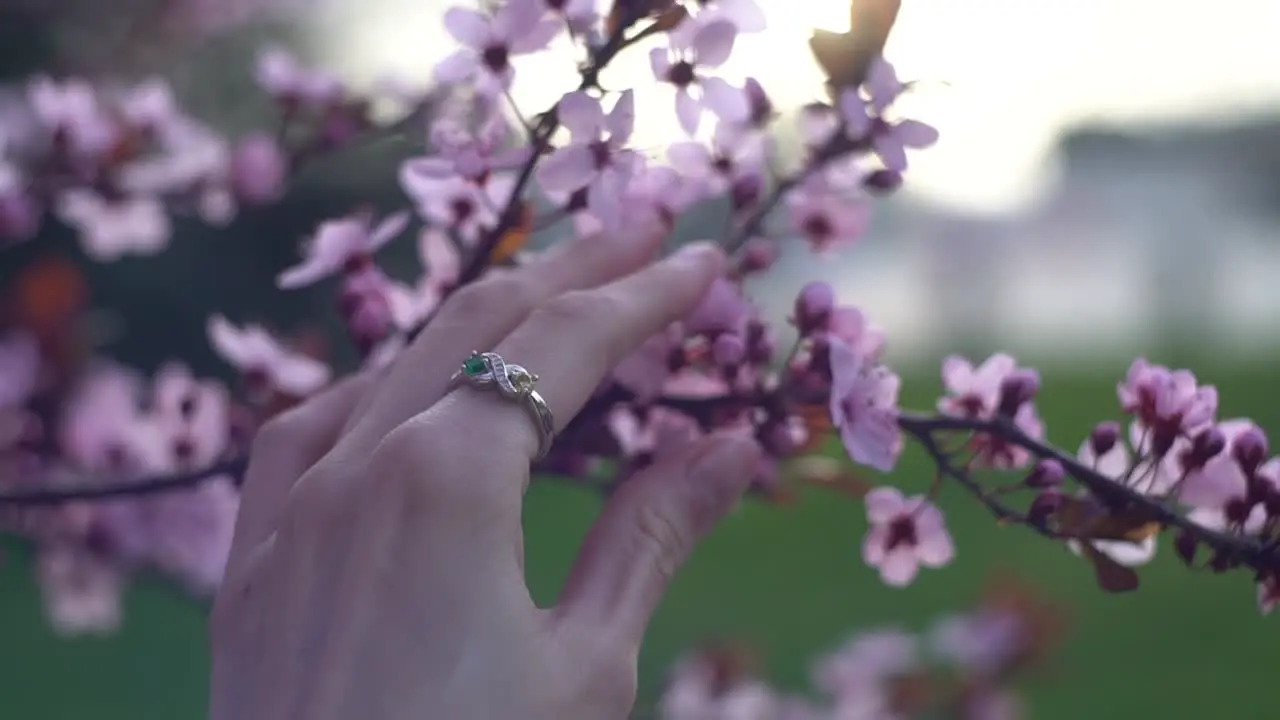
[1233,427,1269,476]
[712,333,746,367]
[0,192,40,241]
[795,282,835,335]
[1181,426,1225,472]
[1027,489,1062,527]
[997,369,1040,417]
[863,169,903,195]
[230,133,288,205]
[1089,422,1120,456]
[1025,459,1064,489]
[1173,530,1197,566]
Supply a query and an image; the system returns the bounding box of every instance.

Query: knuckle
[365,421,488,513]
[445,272,538,321]
[537,290,619,330]
[281,461,349,529]
[633,501,691,587]
[585,652,638,709]
[250,409,309,458]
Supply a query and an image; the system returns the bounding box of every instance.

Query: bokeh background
[2,0,1279,717]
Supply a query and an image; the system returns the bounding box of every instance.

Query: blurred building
[793,115,1280,366]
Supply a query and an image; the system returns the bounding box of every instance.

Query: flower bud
[1173,529,1198,566]
[1233,426,1269,476]
[863,168,903,195]
[1027,489,1062,527]
[1025,459,1065,489]
[230,133,288,205]
[712,333,746,367]
[794,282,835,335]
[0,191,40,242]
[1181,426,1225,472]
[739,238,778,275]
[997,369,1040,417]
[1089,422,1120,456]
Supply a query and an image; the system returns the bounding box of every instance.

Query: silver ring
[450,351,555,461]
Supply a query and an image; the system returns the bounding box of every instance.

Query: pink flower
[938,353,1017,418]
[414,110,523,182]
[815,629,918,709]
[1179,420,1273,534]
[666,121,767,202]
[385,228,461,329]
[149,363,231,471]
[56,190,171,260]
[59,365,151,473]
[838,88,938,173]
[607,405,702,464]
[116,117,237,225]
[1259,574,1280,616]
[37,544,124,636]
[786,175,870,253]
[145,475,240,593]
[277,210,410,289]
[651,18,746,135]
[828,337,902,472]
[0,332,39,408]
[254,47,344,105]
[434,0,560,96]
[541,0,596,33]
[1116,359,1217,453]
[536,90,640,226]
[929,610,1022,674]
[659,653,780,720]
[611,326,684,401]
[26,76,115,158]
[206,315,330,397]
[861,487,954,586]
[692,0,767,33]
[1066,432,1163,566]
[230,132,288,204]
[400,169,515,244]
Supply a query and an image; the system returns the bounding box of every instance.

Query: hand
[209,230,763,720]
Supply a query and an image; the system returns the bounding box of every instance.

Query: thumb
[554,431,762,648]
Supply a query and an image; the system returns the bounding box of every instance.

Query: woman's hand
[209,230,762,720]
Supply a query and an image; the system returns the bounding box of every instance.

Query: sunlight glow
[317,0,1280,215]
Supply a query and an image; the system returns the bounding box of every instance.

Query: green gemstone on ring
[463,355,487,376]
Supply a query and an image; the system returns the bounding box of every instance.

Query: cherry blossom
[786,177,871,253]
[651,17,747,135]
[56,190,171,260]
[254,47,344,105]
[828,337,902,472]
[434,0,561,96]
[26,76,115,158]
[206,315,331,397]
[666,121,768,203]
[536,90,640,226]
[385,228,462,330]
[277,210,410,289]
[401,169,516,244]
[861,487,955,586]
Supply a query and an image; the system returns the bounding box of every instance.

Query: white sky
[317,0,1280,214]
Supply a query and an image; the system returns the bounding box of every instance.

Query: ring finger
[342,225,664,452]
[427,241,725,513]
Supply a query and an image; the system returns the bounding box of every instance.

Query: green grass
[3,359,1278,719]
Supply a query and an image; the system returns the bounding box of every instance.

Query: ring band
[450,351,555,461]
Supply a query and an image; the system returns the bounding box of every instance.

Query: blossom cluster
[658,577,1063,720]
[0,0,1276,715]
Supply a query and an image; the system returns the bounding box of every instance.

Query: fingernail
[671,240,724,269]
